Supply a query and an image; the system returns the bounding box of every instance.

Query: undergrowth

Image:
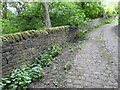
[0,45,62,90]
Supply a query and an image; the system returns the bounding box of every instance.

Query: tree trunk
[3,0,7,19]
[43,1,51,28]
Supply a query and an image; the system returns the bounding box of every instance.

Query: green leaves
[82,2,104,19]
[104,1,118,17]
[76,29,87,39]
[49,2,86,27]
[1,63,44,90]
[2,19,19,34]
[0,82,6,90]
[36,53,52,67]
[2,2,118,34]
[48,45,62,58]
[0,78,11,90]
[35,45,62,67]
[29,65,44,81]
[9,68,32,89]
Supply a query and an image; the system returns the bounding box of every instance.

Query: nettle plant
[0,45,62,90]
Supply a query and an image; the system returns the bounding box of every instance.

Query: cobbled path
[64,23,118,88]
[28,23,118,88]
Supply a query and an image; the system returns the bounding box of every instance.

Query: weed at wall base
[0,45,62,90]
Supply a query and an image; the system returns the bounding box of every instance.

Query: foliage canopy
[1,1,118,34]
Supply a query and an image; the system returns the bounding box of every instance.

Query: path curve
[64,22,118,88]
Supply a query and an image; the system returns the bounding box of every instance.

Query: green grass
[91,19,118,29]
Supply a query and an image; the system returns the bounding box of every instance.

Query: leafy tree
[2,2,117,34]
[49,2,85,26]
[77,2,104,19]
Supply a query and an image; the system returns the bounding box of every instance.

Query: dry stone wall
[0,26,78,77]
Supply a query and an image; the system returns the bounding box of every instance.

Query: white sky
[105,0,119,4]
